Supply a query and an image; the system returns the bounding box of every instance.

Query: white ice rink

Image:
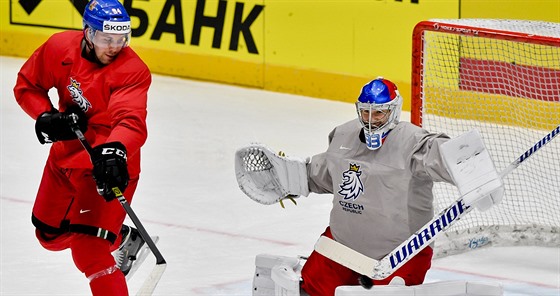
[1,56,559,295]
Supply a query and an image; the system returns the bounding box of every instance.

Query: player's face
[359,108,390,129]
[91,31,129,65]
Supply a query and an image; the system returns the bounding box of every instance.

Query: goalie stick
[315,125,560,280]
[69,119,167,296]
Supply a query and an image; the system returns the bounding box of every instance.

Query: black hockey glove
[91,142,129,202]
[35,106,88,144]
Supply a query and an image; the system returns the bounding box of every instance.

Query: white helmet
[355,77,403,150]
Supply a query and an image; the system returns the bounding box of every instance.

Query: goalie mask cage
[411,19,560,257]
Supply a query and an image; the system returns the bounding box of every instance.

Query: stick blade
[126,236,160,281]
[135,263,167,296]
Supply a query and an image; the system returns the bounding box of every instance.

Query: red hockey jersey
[14,30,151,178]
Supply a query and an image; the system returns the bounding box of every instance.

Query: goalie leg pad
[271,264,301,295]
[253,254,305,296]
[335,280,503,296]
[440,130,504,211]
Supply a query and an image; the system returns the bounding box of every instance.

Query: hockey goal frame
[412,20,560,125]
[410,19,560,257]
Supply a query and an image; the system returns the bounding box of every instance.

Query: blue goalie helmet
[355,77,403,150]
[83,0,131,47]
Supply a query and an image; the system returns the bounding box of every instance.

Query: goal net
[411,19,560,257]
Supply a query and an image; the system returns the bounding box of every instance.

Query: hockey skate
[114,224,159,280]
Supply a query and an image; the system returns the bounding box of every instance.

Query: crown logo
[349,163,360,172]
[70,78,81,90]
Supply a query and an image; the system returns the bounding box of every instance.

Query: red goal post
[410,19,560,257]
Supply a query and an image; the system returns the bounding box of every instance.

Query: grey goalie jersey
[307,119,454,260]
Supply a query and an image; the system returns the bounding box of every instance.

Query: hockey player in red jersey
[14,0,152,294]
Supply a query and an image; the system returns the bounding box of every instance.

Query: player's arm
[13,39,88,144]
[306,128,336,195]
[93,60,151,201]
[409,130,454,183]
[105,60,151,158]
[13,42,55,119]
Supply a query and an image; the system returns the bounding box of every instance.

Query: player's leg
[71,170,150,278]
[71,233,128,296]
[31,158,126,295]
[32,156,76,251]
[68,170,138,295]
[301,227,433,295]
[92,175,156,278]
[300,228,360,296]
[70,172,139,245]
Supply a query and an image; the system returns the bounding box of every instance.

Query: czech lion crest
[338,163,364,201]
[67,78,92,112]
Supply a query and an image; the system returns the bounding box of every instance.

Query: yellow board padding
[0,31,51,58]
[4,0,556,113]
[264,64,387,105]
[424,89,560,130]
[134,46,264,88]
[138,45,413,109]
[461,0,560,21]
[9,0,81,28]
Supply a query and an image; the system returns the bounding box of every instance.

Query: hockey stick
[69,121,166,295]
[315,125,560,280]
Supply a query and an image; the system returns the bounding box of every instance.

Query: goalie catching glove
[440,129,504,212]
[234,144,309,205]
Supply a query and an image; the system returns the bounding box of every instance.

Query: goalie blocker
[440,129,504,212]
[235,144,309,205]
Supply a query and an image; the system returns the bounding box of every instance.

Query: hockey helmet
[355,77,403,150]
[83,0,131,48]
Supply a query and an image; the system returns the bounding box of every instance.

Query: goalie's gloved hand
[35,106,88,144]
[91,142,129,202]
